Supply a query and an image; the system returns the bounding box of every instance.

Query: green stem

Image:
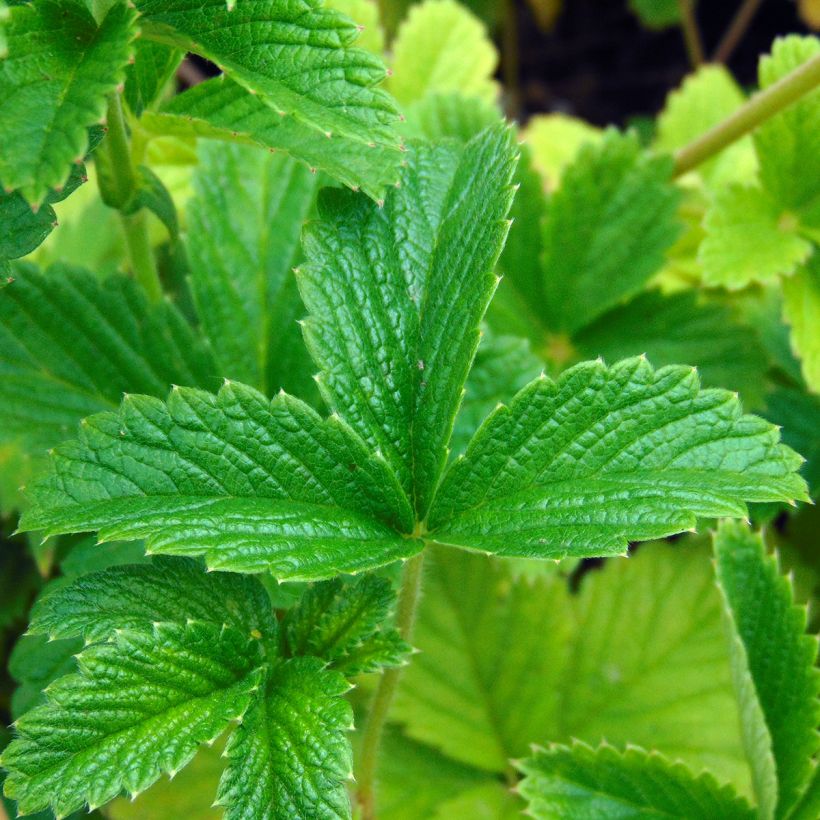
[677,0,704,69]
[103,94,162,303]
[357,551,425,820]
[673,49,820,177]
[713,0,763,65]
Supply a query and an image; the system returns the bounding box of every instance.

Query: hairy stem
[104,94,162,303]
[674,49,820,177]
[677,0,704,69]
[713,0,763,64]
[357,551,425,820]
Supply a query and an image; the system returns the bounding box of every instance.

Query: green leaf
[755,36,820,223]
[1,622,264,817]
[713,521,820,819]
[782,254,820,393]
[628,0,684,29]
[537,131,681,335]
[325,0,385,56]
[22,383,418,579]
[399,92,500,143]
[29,557,277,643]
[216,657,352,820]
[765,387,820,497]
[0,264,217,453]
[699,185,812,288]
[143,76,401,200]
[123,39,183,118]
[518,742,755,819]
[300,125,517,517]
[573,289,770,409]
[523,113,602,191]
[428,357,807,558]
[186,141,320,398]
[281,575,410,674]
[124,165,179,240]
[135,0,402,199]
[0,0,137,203]
[387,0,498,106]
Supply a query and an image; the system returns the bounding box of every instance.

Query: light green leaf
[29,557,276,644]
[518,742,755,819]
[0,0,137,203]
[573,289,770,408]
[755,36,820,223]
[186,141,320,398]
[300,125,517,517]
[135,0,401,199]
[143,75,402,200]
[1,622,264,817]
[782,254,820,393]
[523,113,602,191]
[537,131,681,335]
[0,264,217,453]
[714,521,820,819]
[387,0,498,106]
[699,185,813,289]
[399,92,500,143]
[216,657,352,820]
[432,782,521,818]
[281,575,410,675]
[21,383,418,579]
[123,40,183,118]
[428,357,807,558]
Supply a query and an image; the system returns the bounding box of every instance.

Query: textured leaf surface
[186,141,319,398]
[1,622,263,817]
[282,575,409,675]
[399,92,500,143]
[325,0,384,55]
[30,557,277,644]
[699,185,812,288]
[394,542,748,787]
[574,290,770,408]
[428,357,806,558]
[537,131,680,335]
[0,264,216,453]
[518,742,755,819]
[216,658,352,820]
[387,0,498,105]
[714,522,820,819]
[755,36,820,223]
[300,125,517,517]
[22,383,418,579]
[123,40,182,118]
[136,0,401,198]
[782,255,820,393]
[0,0,136,203]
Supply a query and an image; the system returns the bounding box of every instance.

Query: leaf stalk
[356,551,426,820]
[673,49,820,177]
[677,0,705,69]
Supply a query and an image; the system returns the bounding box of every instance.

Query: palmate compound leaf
[186,141,321,399]
[426,357,808,558]
[299,124,518,518]
[20,382,418,579]
[0,621,265,817]
[517,742,755,819]
[0,0,137,204]
[134,0,402,199]
[713,521,820,819]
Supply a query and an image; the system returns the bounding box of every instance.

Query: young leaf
[1,622,264,817]
[281,575,410,675]
[713,521,820,819]
[0,264,216,453]
[518,742,755,819]
[0,0,137,203]
[755,36,820,224]
[186,141,320,398]
[523,113,602,191]
[699,185,812,289]
[21,383,418,579]
[29,557,277,644]
[300,125,517,517]
[536,131,681,335]
[427,357,807,558]
[215,657,352,820]
[782,255,820,393]
[135,0,402,198]
[387,0,498,106]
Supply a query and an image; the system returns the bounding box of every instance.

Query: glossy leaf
[428,357,807,558]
